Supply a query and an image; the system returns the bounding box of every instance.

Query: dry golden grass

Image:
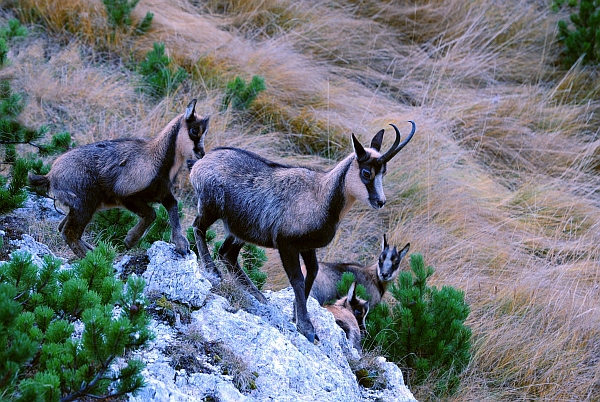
[3,0,600,399]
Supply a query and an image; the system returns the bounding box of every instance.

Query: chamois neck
[368,262,387,297]
[149,115,184,180]
[319,154,354,220]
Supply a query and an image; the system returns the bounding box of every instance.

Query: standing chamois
[310,234,410,308]
[325,282,368,354]
[190,122,416,342]
[29,99,209,259]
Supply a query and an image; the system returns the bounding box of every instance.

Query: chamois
[29,99,209,259]
[325,282,368,354]
[310,234,410,308]
[190,121,416,342]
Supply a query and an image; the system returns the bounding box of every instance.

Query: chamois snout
[370,197,386,209]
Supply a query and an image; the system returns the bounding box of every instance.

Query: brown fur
[29,99,209,258]
[325,282,366,354]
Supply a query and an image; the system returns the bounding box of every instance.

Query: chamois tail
[28,173,50,193]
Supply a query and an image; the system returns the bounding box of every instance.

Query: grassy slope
[2,0,600,399]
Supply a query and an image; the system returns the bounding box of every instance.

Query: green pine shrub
[103,0,153,34]
[554,0,600,66]
[363,253,472,396]
[138,42,188,99]
[89,208,138,251]
[89,203,185,252]
[239,244,268,291]
[0,19,73,215]
[222,75,266,110]
[0,244,153,401]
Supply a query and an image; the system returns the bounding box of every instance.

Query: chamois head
[348,121,416,209]
[377,234,410,283]
[181,98,210,160]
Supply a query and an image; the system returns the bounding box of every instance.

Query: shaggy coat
[310,235,410,308]
[325,282,368,354]
[190,122,416,342]
[29,99,209,258]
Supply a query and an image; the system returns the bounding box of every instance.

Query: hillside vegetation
[1,0,599,400]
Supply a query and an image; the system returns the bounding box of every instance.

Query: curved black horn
[376,125,401,164]
[377,121,416,164]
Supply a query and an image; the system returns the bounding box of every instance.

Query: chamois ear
[347,281,357,300]
[185,98,198,121]
[370,129,385,151]
[199,116,210,135]
[352,134,369,163]
[399,243,410,260]
[382,233,388,251]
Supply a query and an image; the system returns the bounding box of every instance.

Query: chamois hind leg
[219,236,267,304]
[122,199,156,250]
[279,245,316,343]
[192,214,222,281]
[161,192,189,255]
[300,249,319,299]
[60,210,95,259]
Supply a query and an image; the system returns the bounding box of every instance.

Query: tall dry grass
[2,0,600,399]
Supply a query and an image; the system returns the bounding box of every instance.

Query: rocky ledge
[4,233,417,402]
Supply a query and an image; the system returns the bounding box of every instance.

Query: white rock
[143,241,212,308]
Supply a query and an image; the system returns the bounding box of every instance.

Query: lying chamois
[29,99,209,258]
[310,234,410,308]
[190,121,416,342]
[325,282,368,354]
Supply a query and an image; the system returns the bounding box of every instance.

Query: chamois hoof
[173,236,190,256]
[124,236,139,250]
[251,289,267,304]
[297,321,317,343]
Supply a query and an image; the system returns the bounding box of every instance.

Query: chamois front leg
[162,193,189,255]
[123,199,156,250]
[300,249,319,299]
[279,245,316,343]
[192,215,222,282]
[219,236,267,304]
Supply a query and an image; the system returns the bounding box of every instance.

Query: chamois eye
[361,168,372,181]
[190,127,199,137]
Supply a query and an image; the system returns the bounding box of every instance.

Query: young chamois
[190,121,416,342]
[325,282,368,354]
[29,99,209,259]
[310,234,410,308]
